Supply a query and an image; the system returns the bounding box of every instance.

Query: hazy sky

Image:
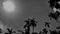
[0,0,59,33]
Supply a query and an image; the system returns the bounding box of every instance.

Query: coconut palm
[30,18,38,33]
[24,19,31,34]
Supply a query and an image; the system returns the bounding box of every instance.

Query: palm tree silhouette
[30,18,38,33]
[24,19,31,34]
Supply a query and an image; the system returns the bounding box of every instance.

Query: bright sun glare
[3,0,15,12]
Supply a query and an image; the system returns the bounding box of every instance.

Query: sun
[2,0,16,12]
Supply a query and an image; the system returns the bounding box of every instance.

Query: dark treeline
[0,17,60,34]
[0,18,50,34]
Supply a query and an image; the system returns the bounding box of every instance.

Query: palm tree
[30,18,38,33]
[24,19,31,34]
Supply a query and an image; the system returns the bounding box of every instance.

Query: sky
[0,0,60,33]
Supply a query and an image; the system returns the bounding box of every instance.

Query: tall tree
[24,19,31,34]
[30,18,38,33]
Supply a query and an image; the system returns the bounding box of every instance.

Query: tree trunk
[33,27,34,32]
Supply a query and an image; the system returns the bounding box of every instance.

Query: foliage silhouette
[42,28,48,34]
[44,22,50,28]
[48,11,60,22]
[24,19,31,34]
[30,18,38,33]
[56,26,60,30]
